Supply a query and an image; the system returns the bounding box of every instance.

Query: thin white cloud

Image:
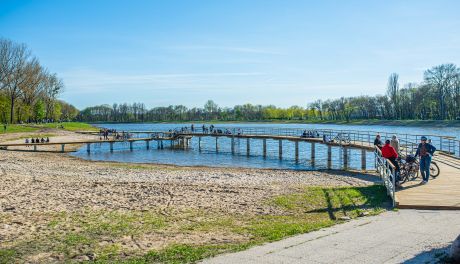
[168,45,284,55]
[60,69,268,94]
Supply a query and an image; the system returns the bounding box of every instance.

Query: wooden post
[129,141,133,151]
[86,143,90,153]
[295,141,299,161]
[361,149,366,170]
[231,137,235,154]
[34,145,37,152]
[263,139,267,158]
[246,138,250,156]
[311,142,315,160]
[110,142,114,152]
[199,137,202,151]
[61,144,65,153]
[146,140,150,150]
[343,147,348,169]
[327,145,332,169]
[215,137,218,152]
[279,140,283,160]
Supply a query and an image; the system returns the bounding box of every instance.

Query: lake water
[72,123,459,171]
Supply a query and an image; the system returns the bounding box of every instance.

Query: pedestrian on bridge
[382,140,400,186]
[391,135,400,154]
[374,134,383,149]
[415,136,436,184]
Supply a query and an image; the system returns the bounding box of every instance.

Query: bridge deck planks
[396,159,460,210]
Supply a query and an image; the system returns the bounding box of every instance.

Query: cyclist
[415,136,436,184]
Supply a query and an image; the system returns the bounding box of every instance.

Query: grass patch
[39,122,98,131]
[0,249,17,264]
[2,185,388,263]
[0,124,38,134]
[0,122,97,134]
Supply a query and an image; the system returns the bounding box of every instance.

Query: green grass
[0,122,97,134]
[39,122,98,131]
[1,185,388,263]
[0,124,38,133]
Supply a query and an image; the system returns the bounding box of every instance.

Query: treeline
[78,63,460,123]
[0,38,79,124]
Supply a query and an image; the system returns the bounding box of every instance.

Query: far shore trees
[77,63,460,123]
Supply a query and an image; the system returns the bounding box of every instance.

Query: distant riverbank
[87,119,460,128]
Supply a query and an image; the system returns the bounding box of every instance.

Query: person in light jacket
[390,135,400,154]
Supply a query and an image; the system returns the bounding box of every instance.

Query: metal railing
[374,147,396,207]
[169,126,458,157]
[102,126,459,159]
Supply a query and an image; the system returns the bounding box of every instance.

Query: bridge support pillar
[215,137,218,152]
[161,141,164,149]
[327,145,332,169]
[361,149,366,170]
[231,137,235,154]
[311,142,316,166]
[110,142,114,152]
[246,138,250,156]
[278,140,283,160]
[199,137,202,151]
[343,147,348,169]
[146,140,150,150]
[263,139,267,157]
[295,141,299,161]
[129,141,133,151]
[61,144,65,153]
[86,143,90,153]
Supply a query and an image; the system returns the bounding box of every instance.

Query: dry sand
[0,129,380,262]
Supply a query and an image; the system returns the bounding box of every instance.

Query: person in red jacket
[381,139,400,184]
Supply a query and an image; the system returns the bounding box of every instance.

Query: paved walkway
[202,210,460,264]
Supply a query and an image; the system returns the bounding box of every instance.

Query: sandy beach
[0,129,381,263]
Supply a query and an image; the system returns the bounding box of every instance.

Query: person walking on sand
[390,135,400,154]
[374,134,383,149]
[415,136,436,184]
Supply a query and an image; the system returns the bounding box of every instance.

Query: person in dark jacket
[415,136,436,184]
[381,140,400,184]
[374,134,383,149]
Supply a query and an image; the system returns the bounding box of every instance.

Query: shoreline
[86,119,460,128]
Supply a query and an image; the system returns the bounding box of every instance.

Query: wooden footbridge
[1,126,459,209]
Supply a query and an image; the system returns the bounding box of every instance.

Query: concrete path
[202,210,460,264]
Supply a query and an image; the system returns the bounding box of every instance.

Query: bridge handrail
[374,147,396,207]
[87,126,460,158]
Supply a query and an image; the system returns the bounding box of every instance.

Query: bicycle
[398,155,440,183]
[333,133,351,144]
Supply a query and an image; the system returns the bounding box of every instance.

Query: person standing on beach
[415,136,436,184]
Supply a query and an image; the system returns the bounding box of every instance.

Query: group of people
[375,134,436,186]
[25,137,50,144]
[301,130,320,138]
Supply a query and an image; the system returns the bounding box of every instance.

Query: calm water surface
[72,123,459,171]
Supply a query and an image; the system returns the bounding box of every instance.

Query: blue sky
[1,0,459,109]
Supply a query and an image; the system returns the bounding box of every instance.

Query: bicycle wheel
[399,171,409,184]
[430,161,440,178]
